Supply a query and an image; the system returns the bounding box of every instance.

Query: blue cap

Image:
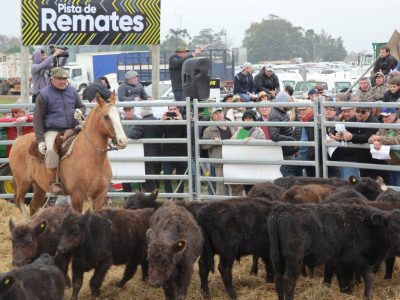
[380,107,397,116]
[308,89,320,96]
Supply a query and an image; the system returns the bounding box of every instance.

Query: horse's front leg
[91,188,108,210]
[70,191,85,213]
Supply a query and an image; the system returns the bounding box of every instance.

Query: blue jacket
[233,72,255,94]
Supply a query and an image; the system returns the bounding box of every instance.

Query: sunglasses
[355,109,368,114]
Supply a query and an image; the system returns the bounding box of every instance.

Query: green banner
[22,0,160,46]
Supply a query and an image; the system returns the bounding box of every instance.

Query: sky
[2,0,399,54]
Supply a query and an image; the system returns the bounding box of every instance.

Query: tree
[242,17,347,62]
[161,28,191,51]
[190,28,228,50]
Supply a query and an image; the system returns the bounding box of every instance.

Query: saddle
[29,128,81,163]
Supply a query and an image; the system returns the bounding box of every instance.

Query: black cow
[268,202,400,300]
[0,253,65,300]
[57,208,153,300]
[146,201,203,300]
[247,182,285,200]
[124,189,160,209]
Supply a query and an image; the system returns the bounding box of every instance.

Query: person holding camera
[34,67,86,194]
[161,106,187,198]
[31,47,66,103]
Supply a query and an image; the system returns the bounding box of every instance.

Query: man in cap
[169,46,202,102]
[254,65,280,97]
[233,62,257,102]
[34,67,86,194]
[369,107,400,186]
[117,70,149,102]
[368,72,389,102]
[308,88,320,102]
[373,46,398,76]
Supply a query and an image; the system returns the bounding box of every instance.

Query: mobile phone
[166,112,177,118]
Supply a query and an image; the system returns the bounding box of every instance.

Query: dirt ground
[2,200,400,300]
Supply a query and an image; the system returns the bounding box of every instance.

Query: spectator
[128,107,163,192]
[117,71,149,102]
[33,67,85,194]
[169,46,202,102]
[82,82,111,103]
[369,72,390,102]
[0,108,34,157]
[269,92,299,176]
[121,106,141,193]
[161,106,187,198]
[373,46,398,76]
[221,93,233,117]
[383,76,400,102]
[257,91,271,102]
[226,95,245,122]
[368,107,400,186]
[233,62,257,102]
[98,76,111,89]
[356,77,372,102]
[31,47,65,103]
[257,97,272,139]
[254,65,280,97]
[201,107,236,195]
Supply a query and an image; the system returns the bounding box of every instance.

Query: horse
[9,93,128,217]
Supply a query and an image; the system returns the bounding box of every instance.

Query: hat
[308,89,319,96]
[375,71,385,78]
[222,94,233,102]
[242,109,257,121]
[232,95,241,102]
[125,71,139,79]
[273,92,291,103]
[210,107,223,114]
[140,106,153,117]
[265,65,273,71]
[380,107,397,116]
[297,99,312,110]
[50,67,69,78]
[242,62,252,70]
[176,46,189,53]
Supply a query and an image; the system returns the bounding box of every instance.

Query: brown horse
[9,93,127,217]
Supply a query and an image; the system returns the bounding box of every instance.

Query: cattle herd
[2,175,400,300]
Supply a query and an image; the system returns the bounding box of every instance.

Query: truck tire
[78,84,87,92]
[0,163,14,195]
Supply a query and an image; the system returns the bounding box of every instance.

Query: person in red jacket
[0,108,34,156]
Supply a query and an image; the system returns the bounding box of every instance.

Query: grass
[2,200,400,299]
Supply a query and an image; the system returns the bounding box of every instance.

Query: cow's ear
[34,221,47,236]
[8,218,15,231]
[150,189,159,200]
[348,176,358,185]
[371,213,386,226]
[146,229,155,244]
[172,239,187,254]
[0,275,14,293]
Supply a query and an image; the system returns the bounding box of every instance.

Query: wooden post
[20,45,30,103]
[151,44,160,99]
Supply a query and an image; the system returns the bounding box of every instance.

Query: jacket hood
[32,49,43,64]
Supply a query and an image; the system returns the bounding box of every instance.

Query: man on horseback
[33,67,86,194]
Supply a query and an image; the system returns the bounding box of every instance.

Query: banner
[22,0,160,46]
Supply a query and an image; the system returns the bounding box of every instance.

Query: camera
[166,112,177,118]
[49,44,69,58]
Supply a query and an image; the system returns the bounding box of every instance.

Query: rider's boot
[45,168,62,195]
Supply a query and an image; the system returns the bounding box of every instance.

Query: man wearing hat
[169,46,202,102]
[118,70,149,102]
[34,67,86,194]
[233,62,257,102]
[369,107,400,186]
[254,65,280,97]
[368,72,389,102]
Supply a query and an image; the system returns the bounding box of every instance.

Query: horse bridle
[80,105,120,153]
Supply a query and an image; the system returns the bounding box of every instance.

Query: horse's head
[95,92,128,149]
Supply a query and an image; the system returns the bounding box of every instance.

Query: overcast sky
[2,0,399,53]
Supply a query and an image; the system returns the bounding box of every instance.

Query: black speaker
[182,57,210,100]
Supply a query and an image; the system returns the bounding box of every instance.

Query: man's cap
[265,65,273,71]
[50,67,69,78]
[222,94,233,102]
[210,107,223,114]
[242,109,257,121]
[242,62,252,70]
[272,92,291,103]
[380,107,397,116]
[308,89,319,96]
[176,46,189,53]
[125,70,139,79]
[375,71,385,78]
[232,95,242,102]
[297,99,312,110]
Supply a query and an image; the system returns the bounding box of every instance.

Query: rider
[33,67,86,194]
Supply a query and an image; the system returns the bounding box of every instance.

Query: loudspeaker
[182,57,210,100]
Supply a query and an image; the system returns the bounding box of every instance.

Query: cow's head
[9,218,48,266]
[349,176,386,200]
[146,229,187,287]
[57,211,87,254]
